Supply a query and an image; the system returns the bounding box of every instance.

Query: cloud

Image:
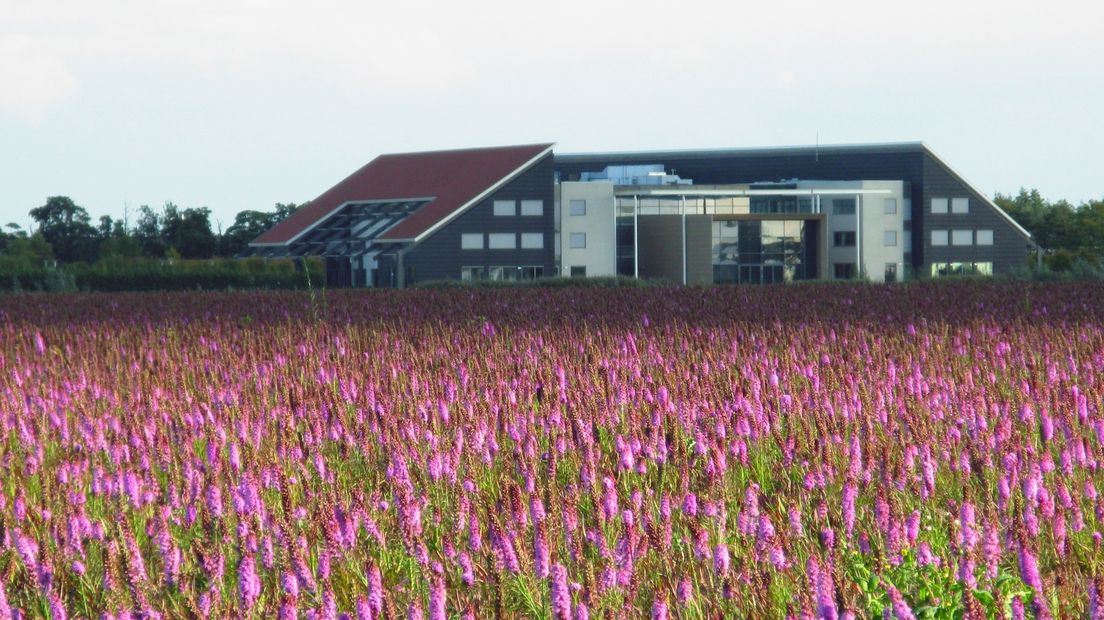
[0,35,78,118]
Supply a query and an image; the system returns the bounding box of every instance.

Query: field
[1,282,1102,619]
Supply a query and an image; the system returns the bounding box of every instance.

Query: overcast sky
[1,0,1101,230]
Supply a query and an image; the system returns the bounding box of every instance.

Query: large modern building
[250,142,1033,287]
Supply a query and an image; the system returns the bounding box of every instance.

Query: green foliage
[996,188,1104,262]
[413,276,673,289]
[0,257,323,293]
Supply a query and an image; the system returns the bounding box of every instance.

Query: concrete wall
[558,182,616,277]
[805,180,905,282]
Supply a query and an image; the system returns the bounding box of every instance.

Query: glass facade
[616,199,636,276]
[712,220,817,284]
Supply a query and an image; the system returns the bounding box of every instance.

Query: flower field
[1,282,1103,619]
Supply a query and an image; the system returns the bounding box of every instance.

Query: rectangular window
[931,230,949,246]
[834,263,856,279]
[520,200,543,216]
[952,230,973,246]
[885,263,898,282]
[952,198,969,214]
[884,198,897,215]
[488,233,516,249]
[493,200,516,217]
[883,230,897,246]
[460,266,485,281]
[976,229,994,245]
[975,262,993,275]
[931,198,948,214]
[569,199,587,216]
[570,266,587,278]
[460,233,483,250]
[520,232,544,249]
[569,232,587,249]
[832,199,856,215]
[519,266,544,280]
[489,266,518,281]
[833,231,856,247]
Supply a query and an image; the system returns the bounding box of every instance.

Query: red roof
[252,143,553,245]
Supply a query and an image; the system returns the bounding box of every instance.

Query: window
[519,266,544,280]
[493,200,516,217]
[931,262,993,277]
[931,230,949,246]
[460,266,485,281]
[488,233,516,249]
[885,263,898,282]
[520,233,544,249]
[884,198,897,215]
[569,199,587,216]
[832,199,856,215]
[489,266,517,281]
[460,233,483,250]
[834,263,856,279]
[976,230,994,245]
[883,230,897,246]
[931,198,948,214]
[833,231,856,247]
[952,198,969,214]
[570,266,587,278]
[952,230,973,246]
[569,232,587,249]
[520,200,543,216]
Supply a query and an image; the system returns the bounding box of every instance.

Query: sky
[1,0,1102,231]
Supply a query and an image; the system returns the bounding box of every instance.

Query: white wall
[558,182,616,277]
[799,180,905,282]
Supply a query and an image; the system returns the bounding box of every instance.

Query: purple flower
[884,582,916,620]
[651,598,668,620]
[429,577,446,620]
[550,564,571,620]
[238,552,262,612]
[713,544,730,576]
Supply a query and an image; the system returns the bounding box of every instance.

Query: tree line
[0,198,299,268]
[1,190,1101,270]
[994,189,1104,268]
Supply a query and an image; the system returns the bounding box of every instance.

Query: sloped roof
[252,143,553,245]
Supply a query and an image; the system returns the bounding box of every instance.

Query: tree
[134,205,167,258]
[220,202,300,257]
[161,203,217,259]
[29,196,99,262]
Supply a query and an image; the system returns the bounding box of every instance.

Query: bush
[0,258,324,294]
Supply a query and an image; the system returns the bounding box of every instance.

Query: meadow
[0,282,1102,619]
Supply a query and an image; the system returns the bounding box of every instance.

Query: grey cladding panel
[404,154,556,283]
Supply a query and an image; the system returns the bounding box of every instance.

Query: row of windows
[931,262,993,277]
[461,232,545,250]
[493,200,545,217]
[833,263,900,281]
[930,229,994,246]
[831,230,900,247]
[931,197,969,215]
[831,198,899,216]
[461,266,545,281]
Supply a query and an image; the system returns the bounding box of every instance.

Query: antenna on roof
[815,132,819,163]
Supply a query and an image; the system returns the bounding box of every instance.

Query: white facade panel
[559,182,616,277]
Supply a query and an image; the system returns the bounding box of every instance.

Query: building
[251,141,1033,286]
